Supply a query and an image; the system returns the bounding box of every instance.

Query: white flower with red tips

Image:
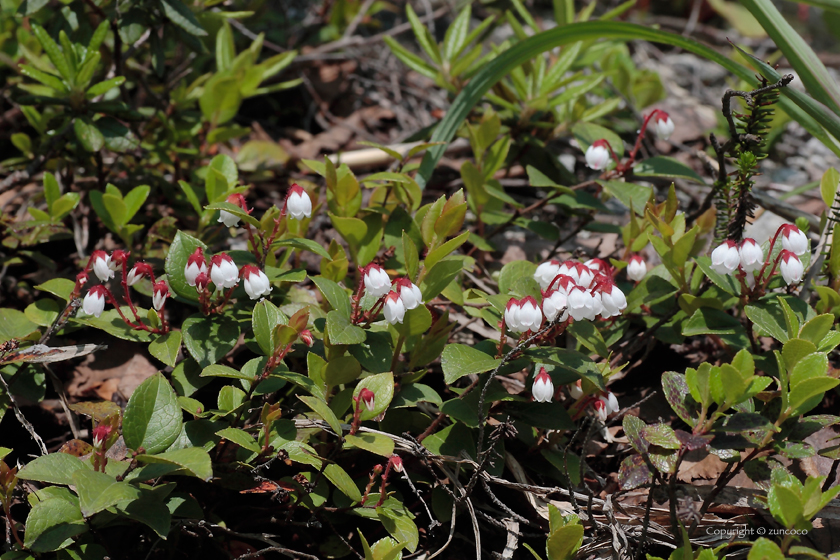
[584,258,610,276]
[569,380,584,400]
[594,392,619,422]
[779,250,804,285]
[652,111,675,140]
[383,291,406,324]
[626,255,646,282]
[241,265,272,300]
[598,280,627,318]
[567,286,598,321]
[363,264,391,298]
[739,238,764,272]
[505,296,542,334]
[285,184,312,220]
[91,251,114,282]
[184,248,208,287]
[126,262,153,286]
[210,253,239,289]
[711,240,740,275]
[152,280,169,311]
[394,278,423,310]
[585,140,612,171]
[218,193,248,228]
[534,260,562,290]
[567,262,595,288]
[83,285,108,318]
[542,289,568,323]
[532,367,554,403]
[780,224,808,256]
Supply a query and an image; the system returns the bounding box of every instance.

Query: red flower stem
[627,110,661,164]
[213,286,237,314]
[104,288,146,331]
[243,222,263,267]
[375,459,395,507]
[756,225,786,285]
[349,397,363,435]
[263,218,284,264]
[363,295,388,327]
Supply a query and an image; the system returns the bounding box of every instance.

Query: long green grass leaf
[741,0,840,113]
[414,21,840,189]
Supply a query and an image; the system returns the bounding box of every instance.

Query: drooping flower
[626,254,647,282]
[567,262,595,288]
[83,285,108,318]
[780,224,808,256]
[542,289,569,323]
[391,455,404,473]
[218,193,248,228]
[358,388,375,411]
[395,278,423,310]
[285,184,313,220]
[534,260,562,290]
[532,367,554,403]
[710,240,740,275]
[509,296,542,334]
[91,251,114,282]
[241,265,272,300]
[363,264,391,298]
[184,247,208,287]
[739,238,764,272]
[652,111,675,140]
[126,262,153,286]
[599,281,627,318]
[567,286,598,321]
[152,280,168,311]
[585,139,612,171]
[584,258,611,276]
[779,250,804,285]
[569,380,584,400]
[594,392,620,422]
[210,253,239,289]
[383,291,406,324]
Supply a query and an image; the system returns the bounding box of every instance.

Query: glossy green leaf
[149,331,181,367]
[123,372,183,454]
[182,314,239,368]
[441,344,500,384]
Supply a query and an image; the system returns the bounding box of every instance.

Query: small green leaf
[18,453,86,486]
[73,469,141,517]
[135,447,213,480]
[24,496,86,552]
[148,331,181,367]
[160,0,207,36]
[74,117,104,152]
[345,433,395,457]
[122,372,183,454]
[326,311,366,345]
[299,395,343,436]
[311,276,352,317]
[182,313,239,368]
[441,344,500,384]
[216,427,261,453]
[164,232,207,302]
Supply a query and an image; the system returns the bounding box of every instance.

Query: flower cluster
[217,185,313,229]
[585,110,674,171]
[519,257,634,332]
[357,264,424,325]
[185,248,273,305]
[80,250,170,334]
[710,224,809,288]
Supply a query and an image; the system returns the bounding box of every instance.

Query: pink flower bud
[391,455,404,473]
[195,272,210,291]
[358,388,375,412]
[92,425,113,449]
[300,329,314,347]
